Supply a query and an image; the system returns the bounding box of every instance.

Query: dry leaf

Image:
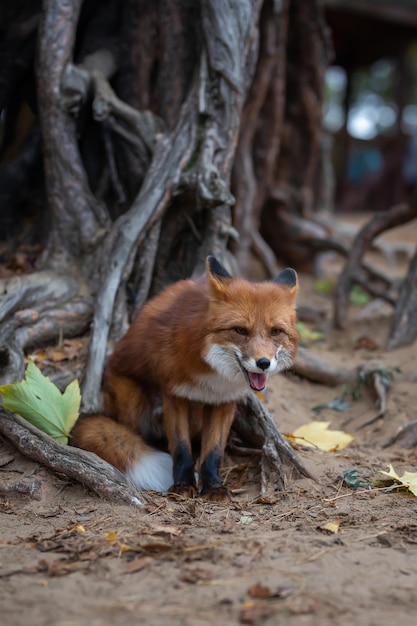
[319,519,340,534]
[179,567,213,584]
[247,583,292,599]
[289,421,354,452]
[380,464,417,496]
[123,557,153,574]
[240,600,275,624]
[146,523,182,537]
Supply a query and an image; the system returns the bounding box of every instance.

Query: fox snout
[256,357,270,371]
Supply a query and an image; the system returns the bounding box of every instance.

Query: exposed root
[0,270,81,324]
[0,409,143,506]
[383,420,417,449]
[334,203,417,330]
[233,393,316,496]
[292,347,357,387]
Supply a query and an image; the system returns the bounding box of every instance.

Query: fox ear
[274,268,298,295]
[206,256,232,301]
[206,256,232,280]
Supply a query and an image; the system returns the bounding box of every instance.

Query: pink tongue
[248,372,267,391]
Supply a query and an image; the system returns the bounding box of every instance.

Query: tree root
[383,420,417,449]
[387,246,417,350]
[292,347,357,387]
[0,409,143,506]
[234,393,317,495]
[0,270,93,385]
[0,270,81,324]
[0,476,43,500]
[81,98,198,411]
[334,203,417,330]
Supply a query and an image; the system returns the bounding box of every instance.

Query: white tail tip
[126,451,173,493]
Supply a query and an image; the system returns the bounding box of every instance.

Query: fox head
[204,255,298,393]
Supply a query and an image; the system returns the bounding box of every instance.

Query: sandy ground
[1,216,417,626]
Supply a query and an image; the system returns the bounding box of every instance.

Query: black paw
[168,483,198,499]
[200,484,230,502]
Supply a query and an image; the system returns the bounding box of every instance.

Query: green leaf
[0,361,81,444]
[314,278,334,295]
[349,285,371,306]
[296,322,325,345]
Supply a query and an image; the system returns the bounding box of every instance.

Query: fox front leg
[162,394,197,498]
[199,402,236,502]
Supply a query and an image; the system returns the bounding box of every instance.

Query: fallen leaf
[139,541,173,553]
[319,519,340,534]
[220,519,236,533]
[248,583,272,598]
[248,583,293,599]
[145,523,182,537]
[288,421,354,452]
[354,336,379,351]
[123,557,153,574]
[179,567,213,584]
[349,285,371,305]
[37,558,88,577]
[297,321,325,345]
[240,600,275,624]
[380,464,417,496]
[0,361,81,444]
[314,278,334,295]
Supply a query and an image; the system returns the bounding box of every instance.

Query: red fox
[71,256,298,501]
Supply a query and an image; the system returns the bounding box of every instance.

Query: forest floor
[1,215,417,626]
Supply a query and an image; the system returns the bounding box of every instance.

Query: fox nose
[256,357,270,371]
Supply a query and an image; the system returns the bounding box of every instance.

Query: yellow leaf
[76,525,86,533]
[119,543,131,553]
[380,464,417,496]
[289,421,354,452]
[320,519,340,534]
[105,532,119,541]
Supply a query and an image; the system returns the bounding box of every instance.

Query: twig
[323,485,400,503]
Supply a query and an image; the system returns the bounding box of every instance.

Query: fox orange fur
[70,256,298,501]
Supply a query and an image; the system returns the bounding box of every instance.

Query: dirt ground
[1,215,417,626]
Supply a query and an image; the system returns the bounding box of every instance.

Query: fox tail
[70,415,173,493]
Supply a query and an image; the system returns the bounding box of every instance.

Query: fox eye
[271,328,283,337]
[234,326,249,336]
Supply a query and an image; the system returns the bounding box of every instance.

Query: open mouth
[246,371,267,392]
[235,355,268,391]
